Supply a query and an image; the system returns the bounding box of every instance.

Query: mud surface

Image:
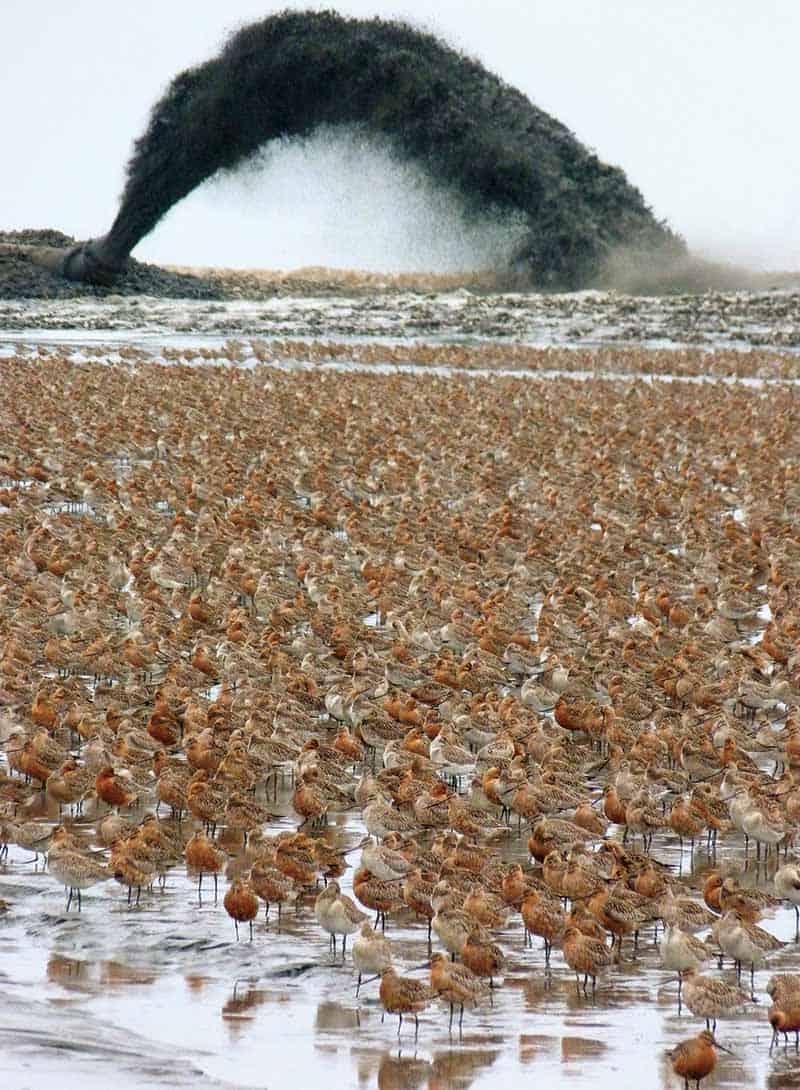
[1,285,800,356]
[2,806,797,1090]
[0,231,225,301]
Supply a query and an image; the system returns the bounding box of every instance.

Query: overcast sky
[3,1,798,271]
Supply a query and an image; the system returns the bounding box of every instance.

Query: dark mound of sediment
[0,231,224,300]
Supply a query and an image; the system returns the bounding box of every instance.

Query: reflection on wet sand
[316,998,361,1031]
[47,953,156,992]
[100,959,157,987]
[184,973,210,994]
[376,1051,431,1090]
[429,1046,498,1090]
[221,982,267,1020]
[349,1042,504,1090]
[47,953,92,991]
[561,1036,608,1062]
[518,1033,558,1064]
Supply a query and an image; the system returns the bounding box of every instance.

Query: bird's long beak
[344,840,368,854]
[693,768,725,783]
[712,1038,735,1055]
[356,974,380,989]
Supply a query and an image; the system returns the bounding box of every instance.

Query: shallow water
[2,794,798,1090]
[0,285,799,351]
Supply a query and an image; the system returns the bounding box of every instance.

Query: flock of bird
[2,344,800,1088]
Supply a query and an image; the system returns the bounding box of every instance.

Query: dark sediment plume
[37,10,687,291]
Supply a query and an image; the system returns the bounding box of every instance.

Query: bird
[775,861,800,941]
[767,974,800,1050]
[660,925,712,1008]
[372,966,435,1038]
[429,952,489,1031]
[352,922,392,995]
[314,879,367,959]
[184,831,225,903]
[562,926,614,997]
[712,910,783,998]
[669,1029,731,1090]
[94,765,138,810]
[47,826,111,911]
[223,878,259,941]
[521,888,564,967]
[681,969,753,1031]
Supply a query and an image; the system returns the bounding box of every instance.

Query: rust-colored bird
[224,878,259,941]
[94,766,138,810]
[670,1029,731,1089]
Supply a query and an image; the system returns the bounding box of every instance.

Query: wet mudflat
[2,294,800,1090]
[0,283,799,351]
[1,811,798,1090]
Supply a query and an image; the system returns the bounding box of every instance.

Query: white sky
[2,1,798,271]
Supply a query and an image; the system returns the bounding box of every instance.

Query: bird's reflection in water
[47,953,92,992]
[316,999,361,1032]
[376,1051,431,1090]
[372,1046,498,1090]
[99,959,156,987]
[560,1036,608,1063]
[221,981,267,1037]
[518,1033,558,1065]
[184,973,210,995]
[429,1047,498,1090]
[47,953,155,993]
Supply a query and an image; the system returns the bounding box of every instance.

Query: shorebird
[361,967,434,1038]
[670,1030,731,1089]
[362,792,415,839]
[681,969,752,1031]
[660,925,712,1008]
[352,922,392,995]
[4,820,52,863]
[224,878,259,941]
[719,876,778,921]
[352,865,402,930]
[460,928,505,989]
[429,727,475,783]
[775,861,800,940]
[314,879,367,959]
[660,886,718,934]
[94,766,138,811]
[429,952,489,1031]
[431,907,479,959]
[184,831,224,903]
[769,999,800,1051]
[712,910,783,997]
[767,974,800,1050]
[250,858,298,924]
[403,868,436,942]
[47,827,111,911]
[360,835,410,881]
[767,974,800,1006]
[741,804,787,862]
[562,926,614,997]
[521,889,564,966]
